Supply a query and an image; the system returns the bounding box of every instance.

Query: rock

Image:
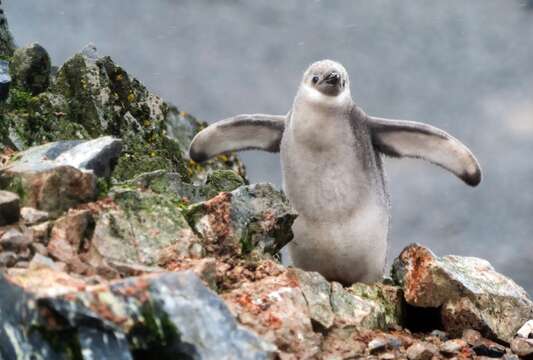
[440,339,467,356]
[463,328,482,346]
[47,209,94,273]
[471,339,506,358]
[406,342,438,360]
[223,270,321,358]
[517,320,533,338]
[429,329,448,341]
[392,244,533,342]
[0,190,19,225]
[30,242,48,256]
[0,228,30,251]
[0,270,275,359]
[291,268,335,330]
[0,59,10,101]
[0,251,16,267]
[9,42,51,95]
[28,253,65,272]
[30,221,51,244]
[52,44,244,182]
[54,136,123,177]
[511,337,533,358]
[0,2,14,58]
[329,282,403,330]
[125,169,245,203]
[90,189,200,267]
[320,327,366,359]
[20,207,49,225]
[0,162,96,217]
[368,337,388,354]
[186,183,297,258]
[6,136,122,177]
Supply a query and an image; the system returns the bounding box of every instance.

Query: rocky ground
[1,4,533,359]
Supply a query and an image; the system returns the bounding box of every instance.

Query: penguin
[189,59,481,285]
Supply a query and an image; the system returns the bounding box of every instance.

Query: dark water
[5,1,533,292]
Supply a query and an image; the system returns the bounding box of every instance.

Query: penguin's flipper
[368,116,481,186]
[189,114,286,162]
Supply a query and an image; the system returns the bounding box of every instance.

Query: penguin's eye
[312,76,319,84]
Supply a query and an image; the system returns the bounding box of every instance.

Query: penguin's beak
[324,71,341,86]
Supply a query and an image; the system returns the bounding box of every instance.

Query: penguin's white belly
[281,126,390,284]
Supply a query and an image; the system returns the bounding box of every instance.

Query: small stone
[0,228,31,251]
[511,337,533,357]
[9,42,51,95]
[0,190,20,226]
[31,221,52,244]
[48,209,93,265]
[31,242,48,256]
[503,354,521,360]
[14,261,29,268]
[440,339,467,356]
[406,342,438,360]
[0,251,17,267]
[462,329,482,346]
[472,339,506,358]
[29,253,62,271]
[368,337,388,354]
[517,320,533,338]
[430,329,448,341]
[379,352,397,360]
[20,207,49,225]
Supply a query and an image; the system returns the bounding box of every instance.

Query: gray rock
[0,190,19,225]
[392,244,533,342]
[0,162,96,217]
[0,251,16,267]
[0,228,30,251]
[368,337,388,354]
[406,342,438,360]
[440,339,467,356]
[91,189,200,267]
[54,136,123,177]
[185,183,297,258]
[7,136,122,177]
[0,270,275,359]
[20,207,49,225]
[292,268,335,329]
[0,59,10,101]
[28,254,62,272]
[9,42,51,95]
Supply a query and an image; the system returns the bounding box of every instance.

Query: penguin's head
[303,60,349,97]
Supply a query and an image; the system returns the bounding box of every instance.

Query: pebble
[0,251,17,267]
[472,339,506,358]
[406,342,438,360]
[440,339,467,356]
[368,337,388,354]
[429,329,448,341]
[462,329,482,346]
[20,207,49,225]
[511,337,533,357]
[31,242,48,256]
[0,228,31,251]
[0,190,20,226]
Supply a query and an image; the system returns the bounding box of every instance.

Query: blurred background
[5,1,533,292]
